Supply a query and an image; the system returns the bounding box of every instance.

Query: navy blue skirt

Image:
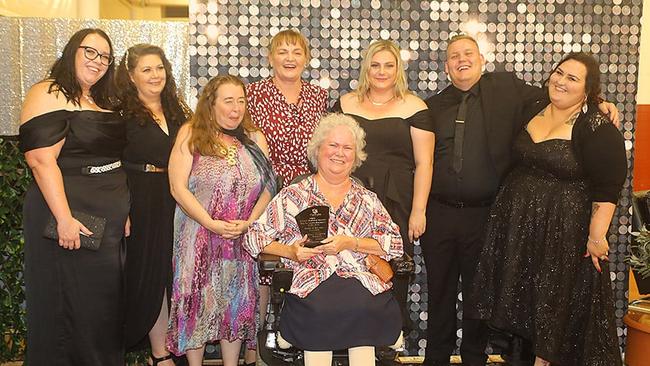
[279,274,402,351]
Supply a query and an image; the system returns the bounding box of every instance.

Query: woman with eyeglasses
[19,28,129,365]
[116,44,192,365]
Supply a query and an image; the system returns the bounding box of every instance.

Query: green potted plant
[629,226,650,295]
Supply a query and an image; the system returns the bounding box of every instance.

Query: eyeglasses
[79,46,114,66]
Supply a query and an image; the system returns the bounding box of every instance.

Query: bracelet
[588,236,605,245]
[354,237,360,251]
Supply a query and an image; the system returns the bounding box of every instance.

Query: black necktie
[453,92,470,174]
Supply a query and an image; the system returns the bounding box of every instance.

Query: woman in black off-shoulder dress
[19,29,129,366]
[333,40,434,350]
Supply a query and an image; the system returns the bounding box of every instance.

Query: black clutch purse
[43,210,107,251]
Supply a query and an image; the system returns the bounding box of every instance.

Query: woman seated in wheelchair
[244,113,404,366]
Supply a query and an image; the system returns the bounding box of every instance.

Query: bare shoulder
[20,81,70,124]
[339,92,360,111]
[402,93,428,112]
[251,129,270,155]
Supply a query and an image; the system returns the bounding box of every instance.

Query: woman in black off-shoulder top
[333,40,435,350]
[19,28,129,366]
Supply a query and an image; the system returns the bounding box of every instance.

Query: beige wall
[0,0,167,20]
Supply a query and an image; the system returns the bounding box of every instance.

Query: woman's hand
[57,215,92,250]
[585,237,609,273]
[408,210,426,242]
[319,235,354,255]
[291,235,322,261]
[209,219,241,239]
[124,216,131,237]
[597,101,620,127]
[228,219,251,236]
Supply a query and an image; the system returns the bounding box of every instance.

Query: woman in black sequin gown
[19,29,129,365]
[116,44,192,365]
[471,53,626,366]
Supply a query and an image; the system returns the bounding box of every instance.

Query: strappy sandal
[151,353,174,365]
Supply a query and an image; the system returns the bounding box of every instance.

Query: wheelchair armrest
[259,253,283,274]
[390,253,415,276]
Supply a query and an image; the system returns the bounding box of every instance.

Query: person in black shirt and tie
[421,35,620,366]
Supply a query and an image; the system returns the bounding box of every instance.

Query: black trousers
[420,200,490,365]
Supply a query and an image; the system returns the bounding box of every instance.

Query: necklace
[83,94,95,105]
[367,93,395,106]
[219,144,239,166]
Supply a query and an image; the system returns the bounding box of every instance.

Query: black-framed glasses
[79,46,114,66]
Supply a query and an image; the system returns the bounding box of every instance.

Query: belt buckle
[144,164,156,172]
[457,201,465,208]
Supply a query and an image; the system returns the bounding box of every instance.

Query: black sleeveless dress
[122,115,180,350]
[470,119,625,366]
[20,110,129,366]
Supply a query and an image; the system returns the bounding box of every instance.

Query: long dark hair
[115,44,192,126]
[546,52,603,104]
[47,28,116,109]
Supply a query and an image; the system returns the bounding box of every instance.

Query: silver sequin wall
[189,0,643,356]
[0,17,189,136]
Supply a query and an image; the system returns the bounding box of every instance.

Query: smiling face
[212,82,247,130]
[368,50,398,92]
[317,125,356,179]
[269,42,307,82]
[548,59,587,109]
[130,54,166,100]
[75,33,111,90]
[445,38,485,91]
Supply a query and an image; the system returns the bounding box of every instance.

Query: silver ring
[600,255,607,261]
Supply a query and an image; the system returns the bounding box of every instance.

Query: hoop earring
[582,95,588,114]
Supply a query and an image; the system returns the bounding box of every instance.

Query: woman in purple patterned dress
[166,75,277,366]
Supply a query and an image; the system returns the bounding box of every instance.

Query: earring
[582,95,588,114]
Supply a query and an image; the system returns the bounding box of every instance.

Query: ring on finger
[599,255,607,260]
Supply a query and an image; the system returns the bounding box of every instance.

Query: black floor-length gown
[20,110,129,366]
[471,118,624,366]
[123,115,180,349]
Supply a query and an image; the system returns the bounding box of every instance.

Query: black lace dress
[20,110,129,366]
[470,109,626,366]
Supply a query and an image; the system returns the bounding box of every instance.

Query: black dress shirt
[428,83,500,202]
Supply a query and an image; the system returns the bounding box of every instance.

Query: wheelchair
[256,253,415,366]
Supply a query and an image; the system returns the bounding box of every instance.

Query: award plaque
[295,205,329,248]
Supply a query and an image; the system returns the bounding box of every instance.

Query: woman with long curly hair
[115,44,192,365]
[166,75,277,366]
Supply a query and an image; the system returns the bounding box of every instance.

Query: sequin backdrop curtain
[189,0,642,356]
[0,17,189,136]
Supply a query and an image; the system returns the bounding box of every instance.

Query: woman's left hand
[584,237,609,273]
[227,219,250,237]
[124,216,131,237]
[319,235,354,255]
[408,210,426,242]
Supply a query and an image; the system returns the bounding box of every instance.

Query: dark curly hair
[546,52,603,104]
[47,28,117,109]
[115,44,192,127]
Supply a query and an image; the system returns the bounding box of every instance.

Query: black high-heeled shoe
[151,353,174,365]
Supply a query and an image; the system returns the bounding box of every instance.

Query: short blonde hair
[355,40,409,101]
[269,29,310,62]
[307,113,367,172]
